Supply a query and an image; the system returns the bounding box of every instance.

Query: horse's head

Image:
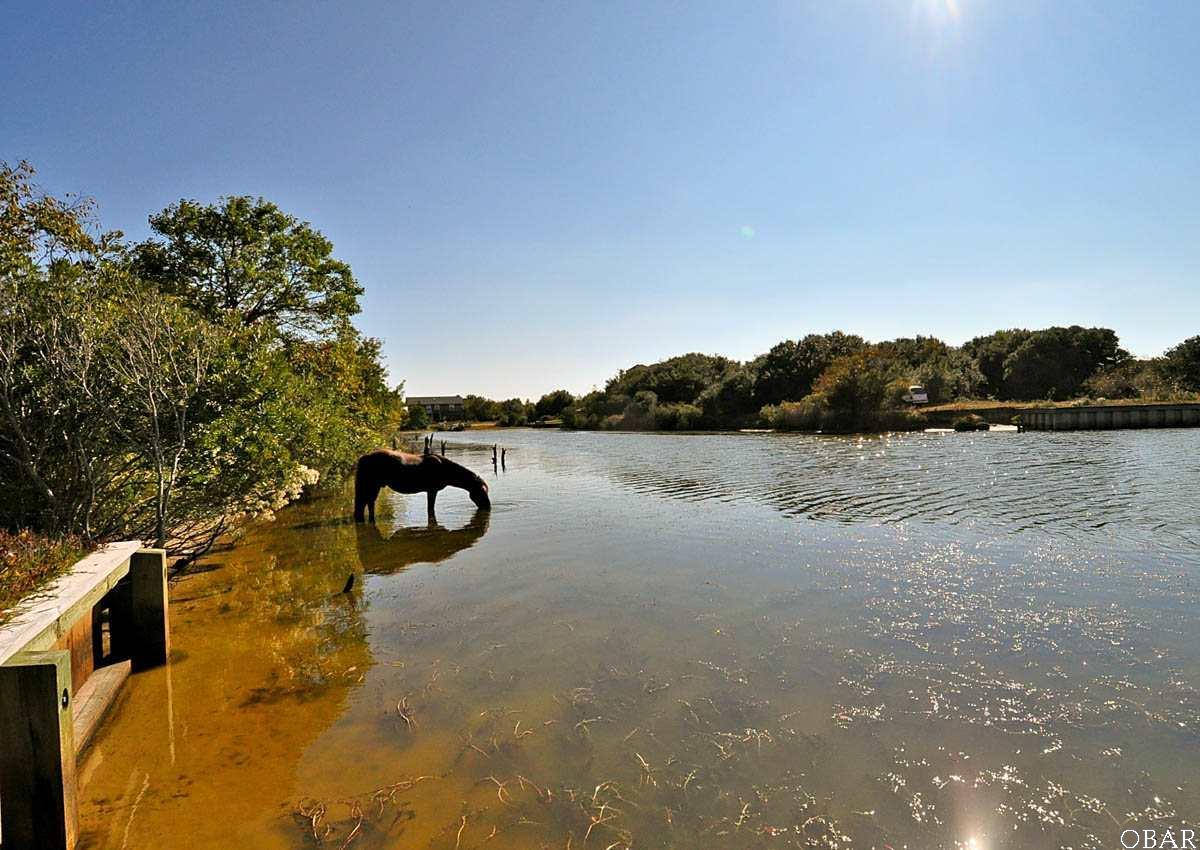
[469,478,491,510]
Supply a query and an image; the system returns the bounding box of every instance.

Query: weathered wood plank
[54,614,95,696]
[71,660,131,755]
[0,650,78,850]
[0,541,142,667]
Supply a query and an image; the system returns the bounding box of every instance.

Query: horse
[354,449,490,522]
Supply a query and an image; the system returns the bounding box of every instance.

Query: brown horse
[354,449,490,522]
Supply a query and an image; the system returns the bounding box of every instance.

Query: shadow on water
[354,508,491,575]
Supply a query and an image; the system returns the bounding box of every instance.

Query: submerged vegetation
[0,161,405,562]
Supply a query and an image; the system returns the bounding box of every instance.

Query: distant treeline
[1,162,405,559]
[508,328,1199,434]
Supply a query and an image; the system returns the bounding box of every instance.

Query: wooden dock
[1021,402,1200,431]
[0,542,168,850]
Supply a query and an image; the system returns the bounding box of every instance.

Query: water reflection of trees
[354,509,491,575]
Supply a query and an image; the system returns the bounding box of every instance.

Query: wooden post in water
[129,549,169,671]
[0,650,77,850]
[492,444,498,468]
[108,549,170,672]
[501,448,506,470]
[441,440,446,456]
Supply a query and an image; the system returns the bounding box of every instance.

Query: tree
[497,398,530,426]
[752,332,866,406]
[134,196,363,336]
[621,391,658,430]
[1,164,397,560]
[1,162,125,535]
[534,389,574,419]
[606,353,735,405]
[697,365,755,423]
[962,329,1032,398]
[1085,359,1171,399]
[1001,326,1127,400]
[463,394,502,422]
[103,285,216,547]
[1161,336,1200,392]
[406,402,429,430]
[812,348,893,428]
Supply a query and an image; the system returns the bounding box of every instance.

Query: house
[406,395,465,421]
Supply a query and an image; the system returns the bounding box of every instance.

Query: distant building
[406,395,465,420]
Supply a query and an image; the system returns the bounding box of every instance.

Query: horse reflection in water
[354,508,491,575]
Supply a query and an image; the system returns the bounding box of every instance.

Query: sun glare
[914,0,963,25]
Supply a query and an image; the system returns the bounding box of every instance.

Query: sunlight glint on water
[77,429,1199,849]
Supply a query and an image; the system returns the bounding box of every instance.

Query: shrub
[654,402,703,430]
[813,350,892,428]
[953,414,989,432]
[0,530,88,624]
[619,391,658,430]
[534,389,574,419]
[1160,337,1200,393]
[760,394,829,431]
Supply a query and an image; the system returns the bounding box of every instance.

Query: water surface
[78,429,1200,848]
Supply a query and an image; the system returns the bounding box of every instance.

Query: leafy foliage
[606,353,736,405]
[1001,326,1127,400]
[571,324,1183,433]
[534,389,575,419]
[752,332,866,406]
[134,196,362,335]
[0,163,402,559]
[961,329,1032,398]
[1161,336,1200,392]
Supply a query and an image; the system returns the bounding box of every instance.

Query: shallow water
[78,429,1199,849]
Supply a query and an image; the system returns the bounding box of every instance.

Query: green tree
[534,389,574,419]
[962,329,1032,398]
[1001,326,1127,400]
[406,402,429,430]
[812,348,893,429]
[497,398,530,426]
[606,353,735,404]
[1,164,399,559]
[134,196,362,336]
[697,364,756,424]
[463,394,502,421]
[752,332,866,406]
[1161,336,1200,392]
[1,161,126,535]
[621,391,658,429]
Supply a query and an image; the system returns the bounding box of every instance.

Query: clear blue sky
[5,1,1198,399]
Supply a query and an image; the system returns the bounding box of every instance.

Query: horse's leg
[355,478,380,523]
[427,489,437,518]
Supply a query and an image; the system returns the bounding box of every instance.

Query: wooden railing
[0,542,169,850]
